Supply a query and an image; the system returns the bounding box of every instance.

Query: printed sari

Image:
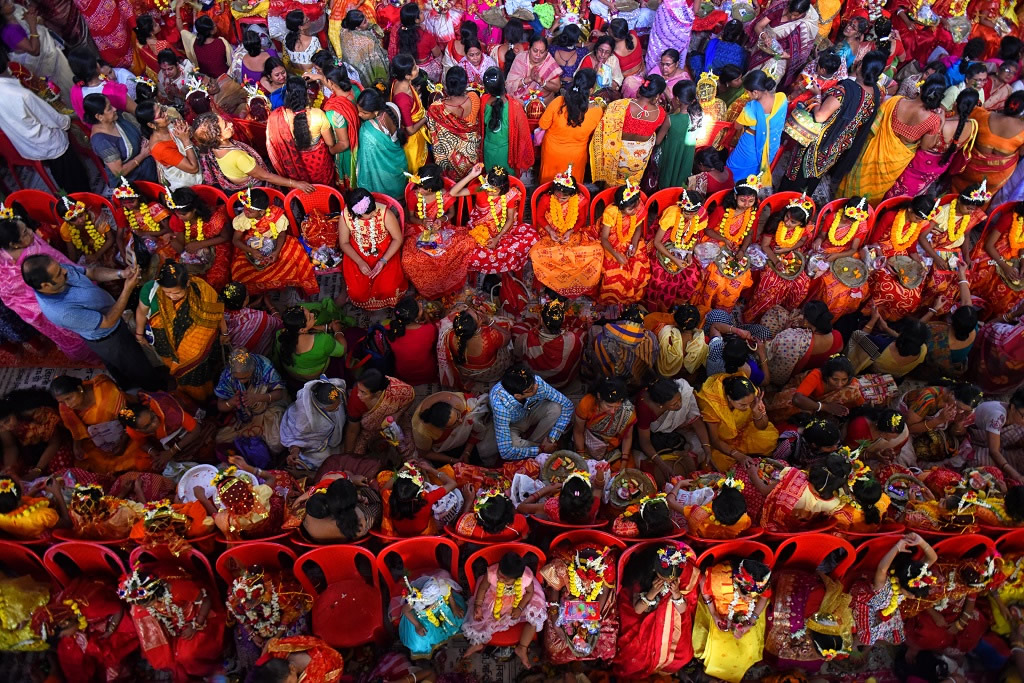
[969,320,1024,394]
[58,375,150,475]
[149,278,224,402]
[887,120,979,198]
[512,322,586,389]
[351,377,415,455]
[213,354,288,451]
[765,327,843,387]
[576,394,636,459]
[392,86,429,175]
[597,205,651,305]
[322,94,360,189]
[427,93,484,182]
[760,466,841,531]
[465,189,538,274]
[590,99,661,186]
[170,209,233,290]
[968,211,1023,319]
[746,0,819,89]
[587,320,659,391]
[335,26,388,87]
[540,553,618,664]
[266,107,337,185]
[437,314,513,392]
[230,209,319,297]
[401,190,473,298]
[692,563,767,682]
[530,193,602,297]
[262,636,343,682]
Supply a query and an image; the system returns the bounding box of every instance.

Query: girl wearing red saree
[166,187,233,290]
[230,188,319,298]
[614,542,700,679]
[402,164,476,299]
[339,188,408,311]
[33,577,139,683]
[455,164,538,275]
[117,565,226,683]
[759,454,848,531]
[969,199,1024,319]
[266,77,338,186]
[255,635,344,682]
[427,67,483,182]
[918,184,988,315]
[867,194,939,322]
[744,197,816,323]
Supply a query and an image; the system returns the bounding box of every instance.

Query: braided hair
[283,76,312,149]
[942,87,981,165]
[483,67,506,133]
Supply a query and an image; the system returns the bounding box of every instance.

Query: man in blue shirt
[489,365,574,461]
[23,255,165,391]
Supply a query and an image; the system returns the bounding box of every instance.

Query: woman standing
[837,74,945,204]
[319,65,361,189]
[646,0,694,75]
[953,91,1024,195]
[0,0,75,100]
[428,66,483,182]
[658,80,700,190]
[389,54,429,176]
[266,76,337,185]
[746,0,819,90]
[258,58,288,108]
[166,186,233,289]
[283,10,321,71]
[607,19,646,97]
[136,261,225,402]
[389,3,442,81]
[481,67,535,176]
[538,68,603,185]
[68,48,136,121]
[228,30,278,86]
[83,94,157,185]
[334,10,388,87]
[339,188,407,311]
[506,37,562,107]
[355,88,409,200]
[590,75,669,186]
[726,70,788,186]
[177,13,232,79]
[549,24,590,89]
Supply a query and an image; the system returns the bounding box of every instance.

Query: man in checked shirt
[488,365,575,461]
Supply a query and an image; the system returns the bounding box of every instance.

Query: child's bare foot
[462,644,484,660]
[514,643,530,668]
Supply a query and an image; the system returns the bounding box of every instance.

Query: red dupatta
[481,94,536,172]
[614,573,698,677]
[322,94,359,155]
[260,636,344,682]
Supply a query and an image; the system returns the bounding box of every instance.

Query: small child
[454,487,530,541]
[679,476,752,539]
[516,469,604,524]
[461,552,547,667]
[383,462,460,537]
[398,572,466,658]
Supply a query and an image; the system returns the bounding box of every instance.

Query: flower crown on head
[962,180,992,204]
[230,569,268,603]
[737,175,760,192]
[164,186,187,210]
[843,197,869,222]
[0,203,13,220]
[563,469,591,490]
[621,178,641,203]
[735,560,771,594]
[239,187,259,211]
[720,471,745,492]
[244,82,268,105]
[473,487,505,516]
[143,499,186,526]
[679,190,702,213]
[61,197,86,221]
[213,466,240,488]
[403,171,434,186]
[136,76,156,91]
[185,74,208,100]
[553,165,576,190]
[787,192,815,215]
[912,197,941,220]
[698,71,719,88]
[573,546,610,579]
[397,464,425,492]
[657,544,686,569]
[0,478,16,495]
[906,563,937,589]
[351,195,372,215]
[112,176,139,200]
[118,568,165,604]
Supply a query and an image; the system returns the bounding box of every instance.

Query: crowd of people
[2,0,1024,680]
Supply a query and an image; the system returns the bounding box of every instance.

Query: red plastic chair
[235,16,268,43]
[760,518,836,544]
[684,525,764,549]
[216,541,297,582]
[284,184,345,240]
[588,186,650,227]
[869,195,910,243]
[978,200,1017,248]
[215,529,294,546]
[844,535,909,587]
[471,176,528,223]
[133,180,169,203]
[997,528,1024,555]
[464,542,547,647]
[773,533,855,579]
[191,184,231,211]
[834,521,905,545]
[757,190,817,235]
[289,527,370,549]
[695,540,775,571]
[375,536,460,596]
[294,545,387,647]
[51,528,130,547]
[442,525,509,547]
[704,188,732,222]
[529,516,609,534]
[616,520,690,545]
[932,534,996,561]
[43,541,127,586]
[0,539,46,575]
[530,181,592,229]
[372,191,405,227]
[6,189,57,226]
[814,197,878,246]
[706,120,739,150]
[129,545,218,589]
[0,128,60,193]
[69,191,122,227]
[550,529,627,553]
[645,186,684,221]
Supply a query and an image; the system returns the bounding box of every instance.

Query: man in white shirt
[0,49,89,192]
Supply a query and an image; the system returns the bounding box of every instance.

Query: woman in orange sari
[266,77,338,186]
[598,180,651,305]
[867,195,938,322]
[136,261,225,403]
[50,374,151,475]
[697,177,758,311]
[953,91,1024,195]
[427,67,483,182]
[969,198,1024,319]
[807,196,872,318]
[339,188,408,311]
[529,166,602,298]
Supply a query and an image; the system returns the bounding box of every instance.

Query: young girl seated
[597,179,650,306]
[461,551,548,667]
[64,481,142,541]
[516,469,604,524]
[456,164,538,275]
[111,177,177,274]
[397,572,466,659]
[382,462,459,537]
[681,476,752,539]
[611,492,683,538]
[0,474,62,539]
[454,487,530,541]
[193,465,284,540]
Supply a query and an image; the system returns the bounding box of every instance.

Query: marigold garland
[1009,214,1024,253]
[719,208,755,244]
[184,218,205,243]
[880,575,902,617]
[889,210,928,253]
[126,204,163,233]
[547,195,579,235]
[945,200,970,246]
[775,221,805,249]
[613,210,641,246]
[68,218,106,255]
[827,213,860,247]
[671,212,706,250]
[62,599,88,631]
[416,190,445,221]
[493,577,523,620]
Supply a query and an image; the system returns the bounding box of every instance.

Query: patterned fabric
[427,94,483,181]
[489,375,574,460]
[266,108,337,185]
[465,190,538,274]
[230,212,319,297]
[512,323,587,390]
[401,191,473,299]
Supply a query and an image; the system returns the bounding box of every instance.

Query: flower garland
[719,208,755,244]
[493,577,523,620]
[256,212,281,241]
[416,191,445,221]
[827,213,860,247]
[567,564,605,602]
[548,195,579,235]
[1009,214,1024,253]
[671,212,706,250]
[126,204,162,233]
[68,218,106,255]
[488,195,508,232]
[353,213,385,256]
[775,222,805,249]
[184,218,205,243]
[614,211,641,246]
[889,210,928,253]
[150,589,206,637]
[562,0,582,14]
[880,575,903,618]
[404,579,455,628]
[62,599,88,631]
[945,200,970,246]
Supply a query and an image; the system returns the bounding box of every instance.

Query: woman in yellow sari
[590,76,671,185]
[390,54,430,175]
[837,74,946,205]
[50,374,151,475]
[698,374,779,472]
[135,261,226,402]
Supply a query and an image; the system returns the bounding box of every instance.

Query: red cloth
[391,323,440,386]
[613,572,698,677]
[390,487,446,536]
[543,494,600,523]
[454,511,530,540]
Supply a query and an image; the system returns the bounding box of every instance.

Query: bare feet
[461,644,484,660]
[514,643,530,668]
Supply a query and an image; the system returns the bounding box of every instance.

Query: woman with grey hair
[212,347,289,452]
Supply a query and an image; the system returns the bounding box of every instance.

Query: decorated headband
[61,197,86,221]
[657,544,688,569]
[720,471,745,492]
[906,563,937,589]
[0,202,13,220]
[397,464,425,492]
[697,70,719,87]
[239,187,259,211]
[72,483,104,498]
[185,74,208,100]
[737,175,760,192]
[403,171,434,185]
[735,560,771,594]
[244,82,269,106]
[111,176,140,200]
[621,178,641,203]
[118,568,166,604]
[787,192,815,215]
[351,195,372,215]
[0,478,16,495]
[679,190,702,213]
[142,499,186,526]
[912,197,941,220]
[813,641,850,661]
[843,197,869,222]
[135,75,156,91]
[212,466,241,488]
[164,186,187,210]
[425,81,444,96]
[473,487,505,516]
[553,164,576,189]
[230,570,269,604]
[573,546,612,583]
[563,470,591,490]
[961,180,992,204]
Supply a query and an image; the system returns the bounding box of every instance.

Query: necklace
[352,211,385,256]
[775,221,805,249]
[488,195,508,232]
[890,210,927,252]
[416,191,445,220]
[670,211,705,250]
[945,200,971,246]
[184,218,205,242]
[614,209,641,246]
[126,203,163,233]
[1009,214,1024,253]
[719,208,754,245]
[567,564,604,602]
[68,217,106,255]
[547,195,579,235]
[827,214,860,247]
[493,577,524,619]
[880,575,903,618]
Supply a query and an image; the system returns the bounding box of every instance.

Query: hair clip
[403,171,434,185]
[164,186,187,210]
[136,75,156,91]
[61,197,87,221]
[0,479,15,494]
[0,202,13,220]
[679,190,702,213]
[962,180,992,204]
[351,196,372,215]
